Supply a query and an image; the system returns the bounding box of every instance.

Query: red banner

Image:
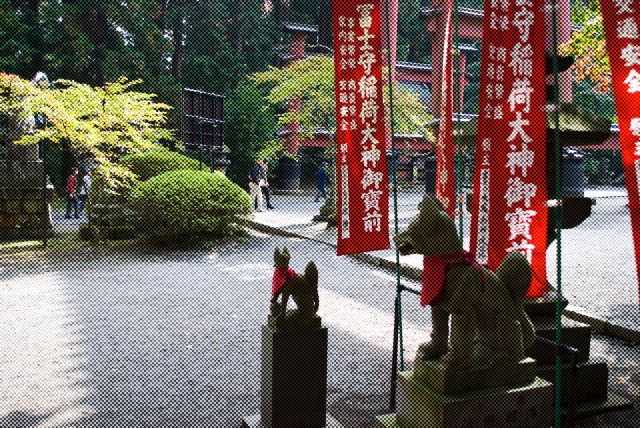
[332,1,390,255]
[469,0,548,296]
[600,0,640,302]
[434,0,456,218]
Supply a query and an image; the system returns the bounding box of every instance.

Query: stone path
[1,231,638,426]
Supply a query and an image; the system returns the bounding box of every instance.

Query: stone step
[523,289,568,316]
[537,359,609,404]
[377,393,635,427]
[563,392,634,421]
[527,316,591,363]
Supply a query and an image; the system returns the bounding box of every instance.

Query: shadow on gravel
[2,233,639,427]
[20,235,403,427]
[0,410,51,427]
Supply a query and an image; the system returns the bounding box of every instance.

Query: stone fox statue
[395,195,535,369]
[271,247,319,324]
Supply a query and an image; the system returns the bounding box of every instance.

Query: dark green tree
[224,80,277,186]
[0,0,43,76]
[181,0,278,96]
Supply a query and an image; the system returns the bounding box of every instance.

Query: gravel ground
[1,232,638,427]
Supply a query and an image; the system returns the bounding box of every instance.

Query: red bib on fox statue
[272,267,298,297]
[422,251,484,307]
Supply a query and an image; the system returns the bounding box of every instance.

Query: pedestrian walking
[259,158,274,210]
[249,160,264,212]
[78,169,92,215]
[314,162,331,202]
[64,167,79,219]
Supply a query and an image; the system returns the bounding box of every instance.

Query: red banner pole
[434,0,457,218]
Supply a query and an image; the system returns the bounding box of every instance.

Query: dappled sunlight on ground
[0,272,95,426]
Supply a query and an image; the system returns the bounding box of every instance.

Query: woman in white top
[78,170,92,215]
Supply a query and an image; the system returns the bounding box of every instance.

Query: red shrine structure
[275,0,620,189]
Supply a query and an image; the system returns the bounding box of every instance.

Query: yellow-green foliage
[0,74,175,188]
[132,170,252,240]
[251,56,433,140]
[560,1,610,93]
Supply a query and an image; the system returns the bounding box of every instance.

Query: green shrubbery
[132,169,252,241]
[121,150,202,181]
[89,149,203,228]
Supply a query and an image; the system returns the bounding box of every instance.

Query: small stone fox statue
[270,247,320,328]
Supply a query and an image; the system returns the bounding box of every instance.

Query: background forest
[0,0,625,187]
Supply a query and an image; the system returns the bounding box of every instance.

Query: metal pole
[199,120,204,170]
[42,119,48,247]
[551,0,564,425]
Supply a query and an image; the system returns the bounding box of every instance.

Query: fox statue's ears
[273,247,291,263]
[418,194,445,215]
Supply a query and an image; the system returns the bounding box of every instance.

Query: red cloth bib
[272,267,298,296]
[421,251,482,307]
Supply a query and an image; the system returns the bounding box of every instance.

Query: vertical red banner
[600,0,640,303]
[434,0,457,218]
[469,0,548,296]
[332,0,390,255]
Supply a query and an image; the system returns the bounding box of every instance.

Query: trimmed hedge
[121,150,202,181]
[132,170,252,240]
[89,149,203,229]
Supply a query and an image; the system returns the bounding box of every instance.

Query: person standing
[259,158,274,210]
[64,167,79,219]
[314,162,331,202]
[249,160,264,212]
[78,169,92,215]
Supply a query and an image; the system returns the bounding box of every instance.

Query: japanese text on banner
[332,0,390,255]
[599,0,640,303]
[469,0,548,297]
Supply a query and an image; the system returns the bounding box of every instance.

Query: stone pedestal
[242,325,340,428]
[377,372,553,428]
[413,358,537,395]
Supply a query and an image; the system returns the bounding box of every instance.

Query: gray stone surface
[242,413,344,427]
[388,372,553,428]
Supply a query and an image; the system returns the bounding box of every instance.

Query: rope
[550,0,564,425]
[383,0,404,410]
[453,0,464,239]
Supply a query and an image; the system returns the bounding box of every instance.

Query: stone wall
[0,186,51,236]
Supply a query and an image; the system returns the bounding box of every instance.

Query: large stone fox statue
[270,247,320,327]
[395,195,535,370]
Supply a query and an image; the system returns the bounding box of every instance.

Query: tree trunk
[171,16,183,79]
[90,6,109,86]
[317,0,332,48]
[273,0,290,29]
[26,0,43,75]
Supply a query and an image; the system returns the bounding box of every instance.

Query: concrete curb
[564,305,640,344]
[248,220,640,345]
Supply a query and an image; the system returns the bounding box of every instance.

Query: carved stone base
[267,313,322,330]
[242,413,343,428]
[377,372,553,428]
[413,357,537,394]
